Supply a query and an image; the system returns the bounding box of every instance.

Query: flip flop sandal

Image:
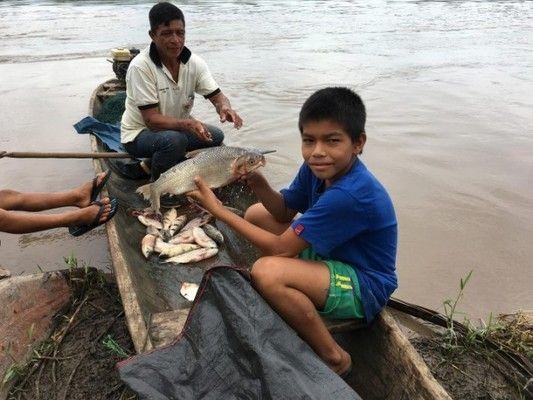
[339,363,353,380]
[90,169,112,202]
[69,198,118,237]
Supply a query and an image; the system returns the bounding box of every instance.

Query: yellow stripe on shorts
[336,283,353,290]
[335,274,351,282]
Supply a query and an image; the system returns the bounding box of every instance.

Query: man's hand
[186,119,212,142]
[218,104,243,129]
[187,176,224,216]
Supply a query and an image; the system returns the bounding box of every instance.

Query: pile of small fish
[135,207,225,265]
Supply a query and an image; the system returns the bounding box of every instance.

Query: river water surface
[0,0,531,320]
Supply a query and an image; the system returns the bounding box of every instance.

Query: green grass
[102,335,131,358]
[437,271,531,399]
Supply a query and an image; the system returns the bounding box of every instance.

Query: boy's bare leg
[245,203,290,235]
[0,171,108,211]
[251,256,352,375]
[0,197,113,234]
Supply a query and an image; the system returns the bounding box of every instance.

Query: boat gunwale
[89,79,153,353]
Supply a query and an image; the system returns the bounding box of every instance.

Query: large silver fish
[137,146,269,215]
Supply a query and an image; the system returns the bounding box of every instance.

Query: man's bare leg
[251,256,352,375]
[0,171,109,211]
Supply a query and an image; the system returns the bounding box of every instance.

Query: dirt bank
[5,269,531,399]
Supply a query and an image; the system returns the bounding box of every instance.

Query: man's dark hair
[149,2,185,32]
[298,87,366,142]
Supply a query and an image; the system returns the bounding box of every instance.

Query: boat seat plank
[149,309,190,348]
[323,318,367,333]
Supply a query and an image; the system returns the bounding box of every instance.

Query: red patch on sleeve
[294,224,305,236]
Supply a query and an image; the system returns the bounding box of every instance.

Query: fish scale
[137,146,267,215]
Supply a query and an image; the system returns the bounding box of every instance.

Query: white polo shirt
[121,44,219,143]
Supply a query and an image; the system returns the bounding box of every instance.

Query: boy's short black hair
[298,87,366,142]
[149,2,185,32]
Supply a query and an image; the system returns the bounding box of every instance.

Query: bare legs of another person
[0,172,113,234]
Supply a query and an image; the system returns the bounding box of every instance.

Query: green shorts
[299,248,365,320]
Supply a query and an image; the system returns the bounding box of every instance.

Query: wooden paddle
[0,151,132,159]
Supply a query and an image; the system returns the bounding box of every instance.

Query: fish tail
[136,183,152,200]
[137,183,161,215]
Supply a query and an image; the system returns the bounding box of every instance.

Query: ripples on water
[0,0,531,318]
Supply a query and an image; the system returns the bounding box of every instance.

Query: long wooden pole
[0,151,132,159]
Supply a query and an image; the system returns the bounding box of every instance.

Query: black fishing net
[95,91,126,124]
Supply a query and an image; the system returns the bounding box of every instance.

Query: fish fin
[151,190,161,216]
[184,149,208,159]
[243,147,276,155]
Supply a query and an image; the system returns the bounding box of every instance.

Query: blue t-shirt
[280,159,397,322]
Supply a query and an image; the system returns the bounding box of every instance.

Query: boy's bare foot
[328,349,352,376]
[74,171,109,208]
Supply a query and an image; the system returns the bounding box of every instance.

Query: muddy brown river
[0,0,531,320]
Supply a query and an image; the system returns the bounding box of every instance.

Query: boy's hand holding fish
[188,176,228,217]
[238,170,267,189]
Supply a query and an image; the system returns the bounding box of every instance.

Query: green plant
[102,335,130,358]
[63,254,79,270]
[442,270,473,347]
[462,313,504,348]
[1,339,54,386]
[441,271,506,352]
[3,364,23,386]
[64,254,90,274]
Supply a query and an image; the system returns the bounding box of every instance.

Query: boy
[188,87,398,376]
[120,2,243,181]
[0,171,117,236]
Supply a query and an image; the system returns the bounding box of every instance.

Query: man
[120,2,243,181]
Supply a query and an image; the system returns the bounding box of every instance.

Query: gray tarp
[118,267,361,400]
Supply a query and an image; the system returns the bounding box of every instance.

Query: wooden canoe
[88,78,452,400]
